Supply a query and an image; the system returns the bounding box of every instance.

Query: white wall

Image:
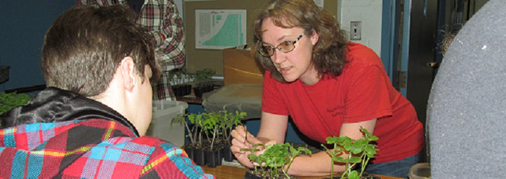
[174,0,184,18]
[338,0,383,56]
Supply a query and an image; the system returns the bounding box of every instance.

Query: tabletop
[201,165,402,179]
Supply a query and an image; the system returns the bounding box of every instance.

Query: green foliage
[193,68,215,86]
[173,113,201,146]
[172,110,245,150]
[221,111,246,144]
[242,142,312,179]
[0,92,30,115]
[322,126,379,179]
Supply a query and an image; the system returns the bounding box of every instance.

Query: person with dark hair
[230,0,424,178]
[76,0,185,70]
[0,6,213,178]
[77,0,186,100]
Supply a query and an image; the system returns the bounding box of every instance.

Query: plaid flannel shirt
[0,119,213,178]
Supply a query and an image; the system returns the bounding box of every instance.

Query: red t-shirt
[261,43,424,163]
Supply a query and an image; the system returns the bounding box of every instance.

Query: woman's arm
[257,112,289,143]
[286,119,377,176]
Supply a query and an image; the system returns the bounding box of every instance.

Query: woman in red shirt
[230,0,424,178]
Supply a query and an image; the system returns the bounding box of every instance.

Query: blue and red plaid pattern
[0,119,213,178]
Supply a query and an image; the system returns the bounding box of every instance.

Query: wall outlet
[350,21,362,40]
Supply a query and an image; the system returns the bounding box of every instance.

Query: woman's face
[260,18,319,84]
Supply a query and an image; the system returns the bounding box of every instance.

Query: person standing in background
[77,0,185,100]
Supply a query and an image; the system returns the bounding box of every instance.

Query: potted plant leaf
[242,142,312,179]
[321,126,380,179]
[192,68,215,98]
[220,111,246,162]
[0,92,30,115]
[0,91,31,128]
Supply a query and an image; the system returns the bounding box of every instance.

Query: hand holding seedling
[243,142,312,178]
[230,125,276,168]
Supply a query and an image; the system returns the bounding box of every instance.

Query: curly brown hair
[254,0,349,82]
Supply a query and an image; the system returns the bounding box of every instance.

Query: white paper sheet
[195,9,247,50]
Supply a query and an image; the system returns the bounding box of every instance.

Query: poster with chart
[195,9,247,49]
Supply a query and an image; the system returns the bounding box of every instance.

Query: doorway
[381,0,489,162]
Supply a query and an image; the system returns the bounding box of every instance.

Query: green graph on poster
[195,10,246,49]
[202,14,244,47]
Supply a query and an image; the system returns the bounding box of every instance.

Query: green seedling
[173,110,246,150]
[322,126,379,179]
[242,142,312,179]
[0,92,30,115]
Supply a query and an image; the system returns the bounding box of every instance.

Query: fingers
[230,143,255,168]
[235,125,246,132]
[231,137,251,153]
[245,133,262,144]
[231,127,257,155]
[230,127,246,143]
[231,125,258,144]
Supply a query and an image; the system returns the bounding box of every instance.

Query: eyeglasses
[259,34,304,57]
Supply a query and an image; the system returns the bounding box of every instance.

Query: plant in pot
[192,68,215,98]
[199,111,224,167]
[199,110,246,167]
[173,110,246,167]
[220,111,246,162]
[321,126,379,179]
[241,142,312,179]
[168,68,191,97]
[172,112,206,165]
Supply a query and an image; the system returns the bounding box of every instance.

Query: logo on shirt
[327,105,345,117]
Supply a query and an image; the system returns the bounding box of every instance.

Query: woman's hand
[230,125,276,168]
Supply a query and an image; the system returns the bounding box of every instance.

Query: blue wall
[0,1,75,91]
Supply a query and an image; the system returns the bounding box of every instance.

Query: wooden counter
[201,165,401,179]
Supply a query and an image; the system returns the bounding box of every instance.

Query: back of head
[254,0,348,82]
[41,5,160,97]
[427,0,506,178]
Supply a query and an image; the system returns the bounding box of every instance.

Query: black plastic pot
[193,83,214,98]
[172,85,183,96]
[183,145,195,160]
[193,148,206,166]
[172,84,192,97]
[184,84,192,96]
[244,170,265,179]
[221,145,235,162]
[205,149,222,168]
[193,87,203,98]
